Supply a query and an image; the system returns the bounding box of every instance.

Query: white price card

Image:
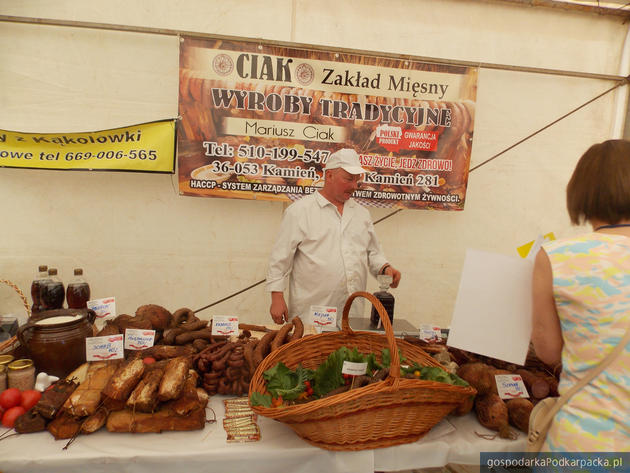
[419,324,442,342]
[310,305,337,333]
[87,297,116,322]
[86,334,124,361]
[124,328,156,350]
[212,315,239,336]
[342,361,368,376]
[495,374,529,399]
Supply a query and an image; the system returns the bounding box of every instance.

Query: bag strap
[532,326,630,437]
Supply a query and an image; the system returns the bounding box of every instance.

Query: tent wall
[0,0,627,328]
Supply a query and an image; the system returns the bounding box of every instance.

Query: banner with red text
[178,37,477,210]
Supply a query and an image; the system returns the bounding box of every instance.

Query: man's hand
[270,291,289,324]
[384,265,401,288]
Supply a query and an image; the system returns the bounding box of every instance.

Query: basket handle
[0,279,32,319]
[341,291,400,381]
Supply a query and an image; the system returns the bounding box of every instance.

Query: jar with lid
[30,264,50,313]
[0,354,14,368]
[7,358,35,390]
[66,268,91,309]
[0,355,15,393]
[0,365,7,393]
[40,268,65,310]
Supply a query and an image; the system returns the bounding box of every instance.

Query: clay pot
[17,309,95,378]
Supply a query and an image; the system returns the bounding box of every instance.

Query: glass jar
[0,354,14,368]
[7,358,35,390]
[0,365,6,393]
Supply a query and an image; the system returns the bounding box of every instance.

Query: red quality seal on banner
[376,125,438,153]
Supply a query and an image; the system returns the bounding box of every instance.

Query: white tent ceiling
[491,0,630,18]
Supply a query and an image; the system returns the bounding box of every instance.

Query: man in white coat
[266,148,401,324]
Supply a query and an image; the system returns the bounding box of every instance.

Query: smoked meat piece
[106,406,206,433]
[157,356,190,402]
[48,412,82,440]
[101,358,145,407]
[33,378,79,420]
[14,410,47,434]
[64,361,119,417]
[126,368,165,413]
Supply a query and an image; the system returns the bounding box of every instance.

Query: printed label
[124,328,156,350]
[212,315,239,336]
[419,324,442,342]
[87,297,116,321]
[342,361,368,376]
[86,334,124,361]
[495,374,529,399]
[310,305,337,333]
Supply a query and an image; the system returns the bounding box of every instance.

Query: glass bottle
[40,268,65,310]
[66,268,91,309]
[30,264,49,313]
[370,274,395,328]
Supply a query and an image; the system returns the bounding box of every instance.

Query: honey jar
[7,358,35,391]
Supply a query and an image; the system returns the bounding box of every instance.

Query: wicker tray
[0,279,31,355]
[249,291,476,451]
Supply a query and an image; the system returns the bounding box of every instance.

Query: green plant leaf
[250,391,272,407]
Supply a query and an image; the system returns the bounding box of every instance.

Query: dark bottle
[30,265,49,313]
[370,275,395,329]
[40,268,65,310]
[66,268,91,309]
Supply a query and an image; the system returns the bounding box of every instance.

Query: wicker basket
[0,279,31,355]
[249,291,476,451]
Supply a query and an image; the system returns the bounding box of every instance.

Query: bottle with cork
[66,268,91,309]
[40,268,65,310]
[30,264,50,313]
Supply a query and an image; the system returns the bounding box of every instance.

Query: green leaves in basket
[379,348,406,369]
[263,362,314,401]
[313,346,361,397]
[401,363,469,386]
[250,391,272,407]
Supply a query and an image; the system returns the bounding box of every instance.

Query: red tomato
[0,388,21,410]
[20,390,42,411]
[143,357,156,365]
[2,406,26,428]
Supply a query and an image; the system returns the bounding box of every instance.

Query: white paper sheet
[447,249,533,365]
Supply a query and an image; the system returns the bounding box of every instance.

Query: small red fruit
[2,406,26,428]
[143,357,156,365]
[0,388,21,410]
[20,390,42,411]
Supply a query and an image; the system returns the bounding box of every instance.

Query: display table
[1,396,526,473]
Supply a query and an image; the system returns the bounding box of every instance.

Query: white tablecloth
[0,396,526,473]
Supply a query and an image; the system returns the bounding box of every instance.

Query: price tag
[419,324,442,342]
[495,374,529,399]
[212,315,239,336]
[87,297,116,321]
[309,305,337,333]
[342,361,368,376]
[124,328,156,350]
[86,334,124,361]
